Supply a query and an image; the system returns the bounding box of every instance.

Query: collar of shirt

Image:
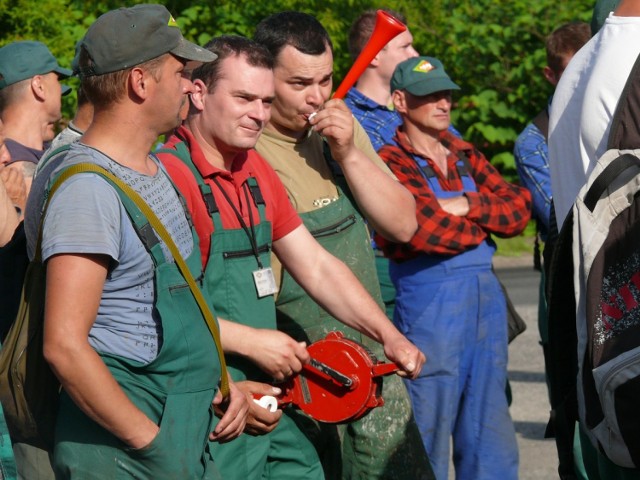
[394,127,474,160]
[169,125,251,185]
[344,87,391,112]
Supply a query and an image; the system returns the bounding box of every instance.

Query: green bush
[0,0,594,182]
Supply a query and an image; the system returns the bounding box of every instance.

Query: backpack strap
[41,163,230,398]
[583,153,640,212]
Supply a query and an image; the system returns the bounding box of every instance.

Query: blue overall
[390,157,518,480]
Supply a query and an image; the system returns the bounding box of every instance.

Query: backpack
[573,150,640,467]
[547,50,640,470]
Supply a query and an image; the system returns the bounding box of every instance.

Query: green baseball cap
[391,56,460,97]
[0,41,72,91]
[591,0,620,35]
[77,4,216,77]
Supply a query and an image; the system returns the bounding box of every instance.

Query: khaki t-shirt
[256,118,395,290]
[255,118,395,214]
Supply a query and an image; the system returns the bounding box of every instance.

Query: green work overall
[277,181,434,480]
[172,145,323,480]
[50,171,222,480]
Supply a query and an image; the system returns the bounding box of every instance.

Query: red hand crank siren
[268,332,400,423]
[333,10,407,100]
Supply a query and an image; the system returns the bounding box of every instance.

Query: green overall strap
[39,145,72,170]
[322,140,359,209]
[157,143,224,232]
[42,163,230,398]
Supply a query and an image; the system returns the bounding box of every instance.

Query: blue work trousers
[392,253,519,480]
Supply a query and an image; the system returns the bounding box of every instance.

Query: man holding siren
[253,10,434,480]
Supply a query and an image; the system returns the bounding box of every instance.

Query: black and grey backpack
[547,51,640,470]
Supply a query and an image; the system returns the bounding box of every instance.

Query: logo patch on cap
[413,60,436,74]
[168,15,178,27]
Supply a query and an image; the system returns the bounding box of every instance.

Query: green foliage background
[0,0,594,181]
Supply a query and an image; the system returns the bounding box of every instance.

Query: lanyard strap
[40,162,230,398]
[210,176,264,269]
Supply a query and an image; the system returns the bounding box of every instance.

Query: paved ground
[445,255,558,479]
[496,255,558,479]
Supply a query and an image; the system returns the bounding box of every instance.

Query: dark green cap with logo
[0,41,72,92]
[391,56,460,97]
[77,3,216,78]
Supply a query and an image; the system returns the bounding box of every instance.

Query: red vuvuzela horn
[333,10,407,99]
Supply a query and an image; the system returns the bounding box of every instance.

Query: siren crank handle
[307,358,354,388]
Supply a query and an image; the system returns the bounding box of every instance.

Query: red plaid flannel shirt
[375,129,531,261]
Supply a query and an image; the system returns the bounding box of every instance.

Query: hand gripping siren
[333,10,407,100]
[255,331,400,423]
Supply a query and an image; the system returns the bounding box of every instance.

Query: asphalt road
[495,256,558,480]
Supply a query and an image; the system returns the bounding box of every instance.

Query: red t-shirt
[158,126,302,268]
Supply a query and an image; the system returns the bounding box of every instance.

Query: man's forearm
[292,246,401,343]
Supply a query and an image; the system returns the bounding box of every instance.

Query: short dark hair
[254,11,333,63]
[348,9,407,61]
[192,35,273,92]
[546,22,591,75]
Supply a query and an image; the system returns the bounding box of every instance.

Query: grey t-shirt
[38,122,84,172]
[25,143,193,363]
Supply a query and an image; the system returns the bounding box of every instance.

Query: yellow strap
[37,163,230,397]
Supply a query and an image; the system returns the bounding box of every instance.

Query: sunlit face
[377,29,419,82]
[398,90,452,134]
[196,54,274,160]
[269,45,333,138]
[151,55,196,133]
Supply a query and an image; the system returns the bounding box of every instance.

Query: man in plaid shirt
[375,56,531,480]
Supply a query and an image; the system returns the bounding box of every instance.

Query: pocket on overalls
[121,393,210,479]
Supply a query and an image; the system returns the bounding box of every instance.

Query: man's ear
[30,75,46,101]
[370,51,381,68]
[128,66,149,100]
[189,79,207,112]
[392,89,406,114]
[543,66,558,87]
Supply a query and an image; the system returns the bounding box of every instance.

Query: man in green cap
[24,4,248,479]
[375,55,531,479]
[0,40,71,479]
[0,41,71,164]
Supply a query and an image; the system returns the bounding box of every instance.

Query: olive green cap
[77,4,216,78]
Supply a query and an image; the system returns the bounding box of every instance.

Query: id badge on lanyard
[213,176,277,298]
[253,267,278,298]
